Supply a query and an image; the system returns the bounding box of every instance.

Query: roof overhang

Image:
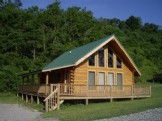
[42,64,75,72]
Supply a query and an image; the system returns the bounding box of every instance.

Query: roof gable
[42,34,114,72]
[42,34,141,76]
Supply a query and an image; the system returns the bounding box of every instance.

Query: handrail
[44,88,58,101]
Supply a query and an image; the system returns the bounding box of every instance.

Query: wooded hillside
[0,1,162,91]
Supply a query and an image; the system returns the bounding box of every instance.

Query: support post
[31,95,33,103]
[110,98,113,102]
[85,99,88,105]
[45,72,49,95]
[22,94,24,100]
[131,85,134,100]
[57,84,60,110]
[37,96,40,104]
[150,85,151,96]
[26,95,28,103]
[45,100,48,112]
[110,85,112,97]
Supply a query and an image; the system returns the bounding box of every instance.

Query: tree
[126,16,142,30]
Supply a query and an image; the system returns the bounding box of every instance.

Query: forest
[0,1,162,92]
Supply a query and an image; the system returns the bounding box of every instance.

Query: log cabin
[17,34,151,111]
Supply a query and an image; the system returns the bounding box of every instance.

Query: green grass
[0,92,43,111]
[43,83,162,121]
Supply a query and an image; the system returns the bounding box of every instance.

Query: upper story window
[117,56,122,68]
[89,54,95,66]
[98,48,104,67]
[108,48,113,67]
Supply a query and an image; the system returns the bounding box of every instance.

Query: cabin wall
[74,43,135,86]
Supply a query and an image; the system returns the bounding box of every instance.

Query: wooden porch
[17,84,151,111]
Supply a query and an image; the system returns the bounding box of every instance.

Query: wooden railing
[59,84,151,98]
[17,84,50,95]
[18,84,151,98]
[44,84,60,111]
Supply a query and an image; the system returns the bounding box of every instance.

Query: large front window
[117,73,123,90]
[88,71,95,90]
[89,54,95,66]
[117,56,122,68]
[98,72,105,90]
[98,48,104,67]
[108,48,113,67]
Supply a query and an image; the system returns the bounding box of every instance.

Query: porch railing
[18,84,151,98]
[59,84,151,97]
[17,84,50,95]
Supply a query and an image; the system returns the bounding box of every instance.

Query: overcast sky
[21,0,162,26]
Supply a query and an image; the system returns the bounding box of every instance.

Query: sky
[21,0,162,26]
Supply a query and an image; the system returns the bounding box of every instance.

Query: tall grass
[43,83,162,121]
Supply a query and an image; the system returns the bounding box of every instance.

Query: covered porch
[17,69,151,111]
[17,83,151,111]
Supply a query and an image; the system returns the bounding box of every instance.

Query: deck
[17,84,151,111]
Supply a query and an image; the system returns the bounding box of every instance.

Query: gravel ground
[0,104,58,121]
[95,107,162,121]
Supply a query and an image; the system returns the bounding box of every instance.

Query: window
[98,72,105,90]
[89,54,95,66]
[117,56,122,68]
[98,48,104,67]
[108,48,113,67]
[108,73,114,90]
[117,73,123,90]
[88,71,95,90]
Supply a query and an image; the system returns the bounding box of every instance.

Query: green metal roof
[42,34,114,72]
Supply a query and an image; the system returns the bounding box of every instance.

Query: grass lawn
[0,93,43,110]
[0,83,162,121]
[43,83,162,121]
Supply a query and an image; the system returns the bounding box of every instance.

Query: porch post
[131,85,134,100]
[45,72,49,95]
[57,84,60,110]
[32,74,34,85]
[38,73,41,85]
[22,76,24,85]
[85,99,89,105]
[27,75,29,85]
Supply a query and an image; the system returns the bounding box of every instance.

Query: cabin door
[98,72,105,90]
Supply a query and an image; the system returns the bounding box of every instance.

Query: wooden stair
[44,84,63,111]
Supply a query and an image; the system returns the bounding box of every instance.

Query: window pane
[98,72,105,90]
[89,54,95,66]
[117,56,122,68]
[108,73,114,85]
[98,48,104,67]
[108,49,113,67]
[88,71,95,90]
[117,73,122,90]
[108,73,114,90]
